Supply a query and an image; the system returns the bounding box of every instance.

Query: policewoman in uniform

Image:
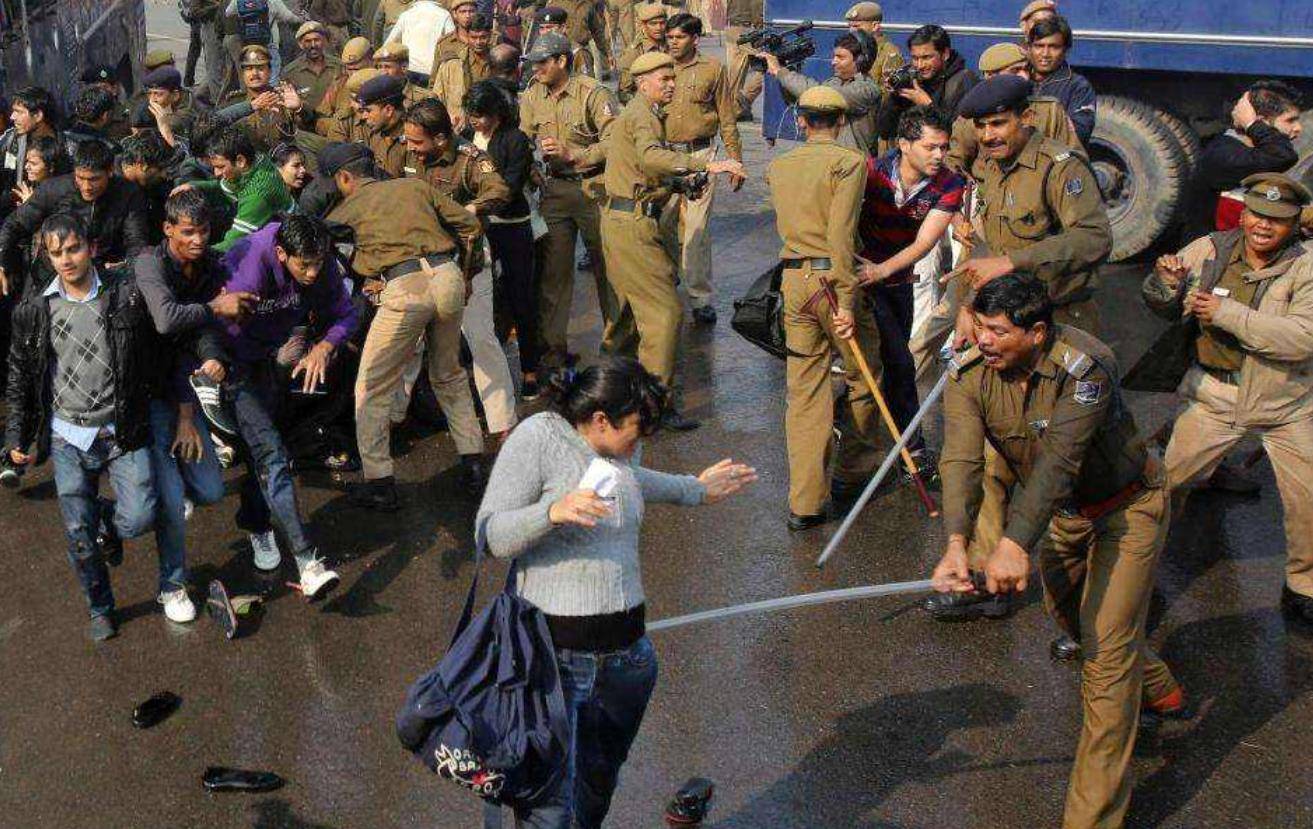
[766,86,885,529]
[600,51,745,431]
[519,31,621,371]
[932,274,1184,829]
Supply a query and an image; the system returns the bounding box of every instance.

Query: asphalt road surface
[0,10,1309,829]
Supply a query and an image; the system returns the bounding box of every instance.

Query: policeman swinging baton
[817,276,939,519]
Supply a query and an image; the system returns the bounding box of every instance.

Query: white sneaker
[250,531,282,571]
[183,498,195,522]
[159,588,197,623]
[212,434,236,469]
[296,556,339,601]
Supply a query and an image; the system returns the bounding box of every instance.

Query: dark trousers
[488,221,542,375]
[868,283,922,450]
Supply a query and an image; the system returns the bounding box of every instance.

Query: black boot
[661,409,701,433]
[350,476,400,511]
[1050,633,1082,662]
[1282,585,1313,628]
[922,590,1014,621]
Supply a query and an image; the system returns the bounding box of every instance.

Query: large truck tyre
[1089,95,1189,261]
[1157,108,1203,175]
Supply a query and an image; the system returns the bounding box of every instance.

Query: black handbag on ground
[731,263,789,360]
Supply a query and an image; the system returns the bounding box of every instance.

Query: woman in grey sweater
[476,358,755,829]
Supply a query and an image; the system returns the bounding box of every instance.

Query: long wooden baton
[819,277,939,518]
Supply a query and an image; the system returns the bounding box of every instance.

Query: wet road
[1,13,1310,829]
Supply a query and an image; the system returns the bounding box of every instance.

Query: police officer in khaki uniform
[373,42,437,107]
[430,10,493,127]
[357,74,410,176]
[843,3,903,89]
[535,6,600,78]
[429,0,482,84]
[221,45,299,152]
[601,51,744,431]
[519,31,621,370]
[402,99,511,214]
[315,37,375,123]
[617,4,668,103]
[315,67,379,141]
[661,12,743,325]
[1142,173,1313,627]
[724,0,764,120]
[767,86,885,528]
[932,273,1184,829]
[283,22,344,114]
[322,142,487,509]
[555,0,614,79]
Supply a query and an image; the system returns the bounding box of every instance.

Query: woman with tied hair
[476,357,756,828]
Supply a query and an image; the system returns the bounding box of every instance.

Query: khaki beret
[1019,0,1057,22]
[296,20,328,40]
[341,36,374,64]
[630,51,675,77]
[144,50,176,71]
[797,86,848,113]
[1241,173,1313,219]
[239,45,271,67]
[978,42,1029,73]
[374,42,410,62]
[844,2,883,22]
[346,67,383,95]
[636,3,668,22]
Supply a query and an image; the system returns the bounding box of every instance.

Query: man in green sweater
[187,126,294,251]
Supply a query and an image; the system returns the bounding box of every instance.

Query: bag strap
[452,524,520,648]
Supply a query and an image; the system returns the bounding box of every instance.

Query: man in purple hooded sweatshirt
[220,214,359,599]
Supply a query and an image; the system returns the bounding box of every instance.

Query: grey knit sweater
[475,412,706,617]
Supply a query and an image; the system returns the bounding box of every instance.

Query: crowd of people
[0,0,1311,827]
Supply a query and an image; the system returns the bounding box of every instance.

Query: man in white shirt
[386,0,455,82]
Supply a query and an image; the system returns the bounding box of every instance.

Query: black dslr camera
[886,64,918,91]
[738,20,817,71]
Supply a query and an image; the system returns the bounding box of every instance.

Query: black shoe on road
[459,455,488,494]
[787,510,831,532]
[349,476,400,511]
[1050,633,1082,662]
[923,590,1014,622]
[661,410,701,433]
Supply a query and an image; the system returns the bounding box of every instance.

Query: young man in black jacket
[4,215,162,641]
[0,141,151,297]
[877,24,978,141]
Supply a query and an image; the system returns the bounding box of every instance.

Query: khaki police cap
[797,86,848,113]
[1241,173,1313,219]
[978,42,1029,73]
[1019,0,1056,22]
[636,3,668,22]
[844,2,883,22]
[342,36,373,64]
[296,20,328,41]
[239,45,272,67]
[374,42,410,62]
[144,50,176,71]
[630,51,675,76]
[446,0,477,8]
[346,67,383,95]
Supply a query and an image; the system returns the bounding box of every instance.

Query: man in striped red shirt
[857,105,965,454]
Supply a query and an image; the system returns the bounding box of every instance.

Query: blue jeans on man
[147,400,226,594]
[508,636,659,829]
[868,283,923,452]
[51,433,157,618]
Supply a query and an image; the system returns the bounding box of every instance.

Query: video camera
[737,20,816,71]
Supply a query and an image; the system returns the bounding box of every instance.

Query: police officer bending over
[932,274,1186,829]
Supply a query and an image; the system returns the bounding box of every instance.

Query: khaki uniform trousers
[781,263,885,516]
[608,0,636,51]
[1039,484,1179,829]
[659,145,718,309]
[1164,396,1313,597]
[600,206,681,386]
[724,26,764,118]
[355,265,485,480]
[539,178,618,367]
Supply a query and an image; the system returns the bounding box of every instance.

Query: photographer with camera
[763,32,881,154]
[877,24,978,142]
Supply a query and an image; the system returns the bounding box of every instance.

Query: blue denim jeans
[148,400,226,593]
[50,433,158,618]
[869,283,923,452]
[229,371,313,561]
[510,636,659,829]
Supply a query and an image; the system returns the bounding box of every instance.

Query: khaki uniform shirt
[219,87,297,152]
[868,36,903,89]
[404,140,511,216]
[327,176,483,276]
[603,97,708,203]
[1196,243,1261,371]
[374,0,416,43]
[557,0,611,62]
[617,39,666,102]
[724,0,763,26]
[320,106,369,142]
[431,54,488,121]
[519,75,620,177]
[976,129,1111,306]
[367,117,409,177]
[665,54,742,161]
[282,55,343,114]
[314,69,356,122]
[948,98,1079,183]
[765,137,867,312]
[941,326,1150,551]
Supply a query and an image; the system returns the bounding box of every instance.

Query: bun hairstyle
[545,357,669,437]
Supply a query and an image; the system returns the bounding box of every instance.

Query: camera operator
[876,24,978,143]
[764,33,882,154]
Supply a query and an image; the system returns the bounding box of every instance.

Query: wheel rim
[1088,137,1136,228]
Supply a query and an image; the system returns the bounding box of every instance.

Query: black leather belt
[383,253,455,281]
[781,257,833,271]
[544,169,586,182]
[668,137,712,152]
[1202,365,1241,386]
[605,197,663,219]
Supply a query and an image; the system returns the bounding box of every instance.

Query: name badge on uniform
[1212,287,1231,297]
[1074,380,1103,406]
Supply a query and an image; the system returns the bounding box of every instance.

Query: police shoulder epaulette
[1052,341,1094,378]
[1052,150,1072,162]
[950,345,984,378]
[457,142,483,158]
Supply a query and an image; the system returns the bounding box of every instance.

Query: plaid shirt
[858,150,966,285]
